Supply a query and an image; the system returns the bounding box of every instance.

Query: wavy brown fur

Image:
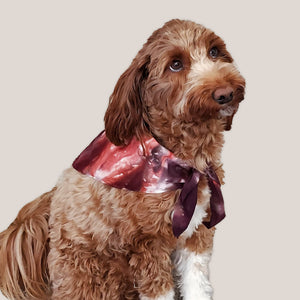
[0,19,245,299]
[0,189,54,300]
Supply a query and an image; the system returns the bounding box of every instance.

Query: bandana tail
[172,171,201,238]
[203,168,226,229]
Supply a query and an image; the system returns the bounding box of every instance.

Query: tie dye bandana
[73,131,225,237]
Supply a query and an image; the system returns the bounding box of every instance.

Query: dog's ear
[224,105,238,131]
[224,115,234,131]
[225,80,245,131]
[104,53,150,146]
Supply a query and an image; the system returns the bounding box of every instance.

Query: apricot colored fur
[0,19,245,299]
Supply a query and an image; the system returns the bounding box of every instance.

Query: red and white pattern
[72,131,191,193]
[73,131,225,238]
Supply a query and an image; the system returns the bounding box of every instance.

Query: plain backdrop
[1,1,299,299]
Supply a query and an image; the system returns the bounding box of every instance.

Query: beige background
[1,1,299,299]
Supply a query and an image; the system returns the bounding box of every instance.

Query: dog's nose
[212,86,234,104]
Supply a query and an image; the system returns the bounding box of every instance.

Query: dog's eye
[209,47,219,59]
[169,60,183,72]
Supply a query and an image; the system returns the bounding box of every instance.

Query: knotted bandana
[72,131,225,237]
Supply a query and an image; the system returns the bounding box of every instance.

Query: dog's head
[104,19,245,153]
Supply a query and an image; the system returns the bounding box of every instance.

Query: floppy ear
[225,79,245,131]
[224,105,239,131]
[104,54,150,146]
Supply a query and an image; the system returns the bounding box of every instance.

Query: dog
[0,19,245,300]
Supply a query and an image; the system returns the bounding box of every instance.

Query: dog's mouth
[219,105,236,117]
[217,86,244,116]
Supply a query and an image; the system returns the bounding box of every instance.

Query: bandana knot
[73,131,225,237]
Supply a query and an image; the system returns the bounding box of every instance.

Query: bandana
[72,131,225,237]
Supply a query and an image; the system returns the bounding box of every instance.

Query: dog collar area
[72,131,225,237]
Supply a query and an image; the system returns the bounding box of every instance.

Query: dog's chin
[219,105,236,117]
[216,104,239,131]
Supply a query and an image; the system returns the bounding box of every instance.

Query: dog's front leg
[129,239,175,300]
[174,225,215,300]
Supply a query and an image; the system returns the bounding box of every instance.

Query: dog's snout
[212,86,234,104]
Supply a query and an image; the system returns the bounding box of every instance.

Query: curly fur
[0,19,245,299]
[0,189,54,299]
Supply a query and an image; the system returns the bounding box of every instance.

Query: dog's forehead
[163,21,219,48]
[150,20,228,61]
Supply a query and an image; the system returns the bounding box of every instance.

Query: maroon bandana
[72,131,225,237]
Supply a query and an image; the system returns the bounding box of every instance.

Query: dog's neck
[148,119,225,173]
[72,130,226,236]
